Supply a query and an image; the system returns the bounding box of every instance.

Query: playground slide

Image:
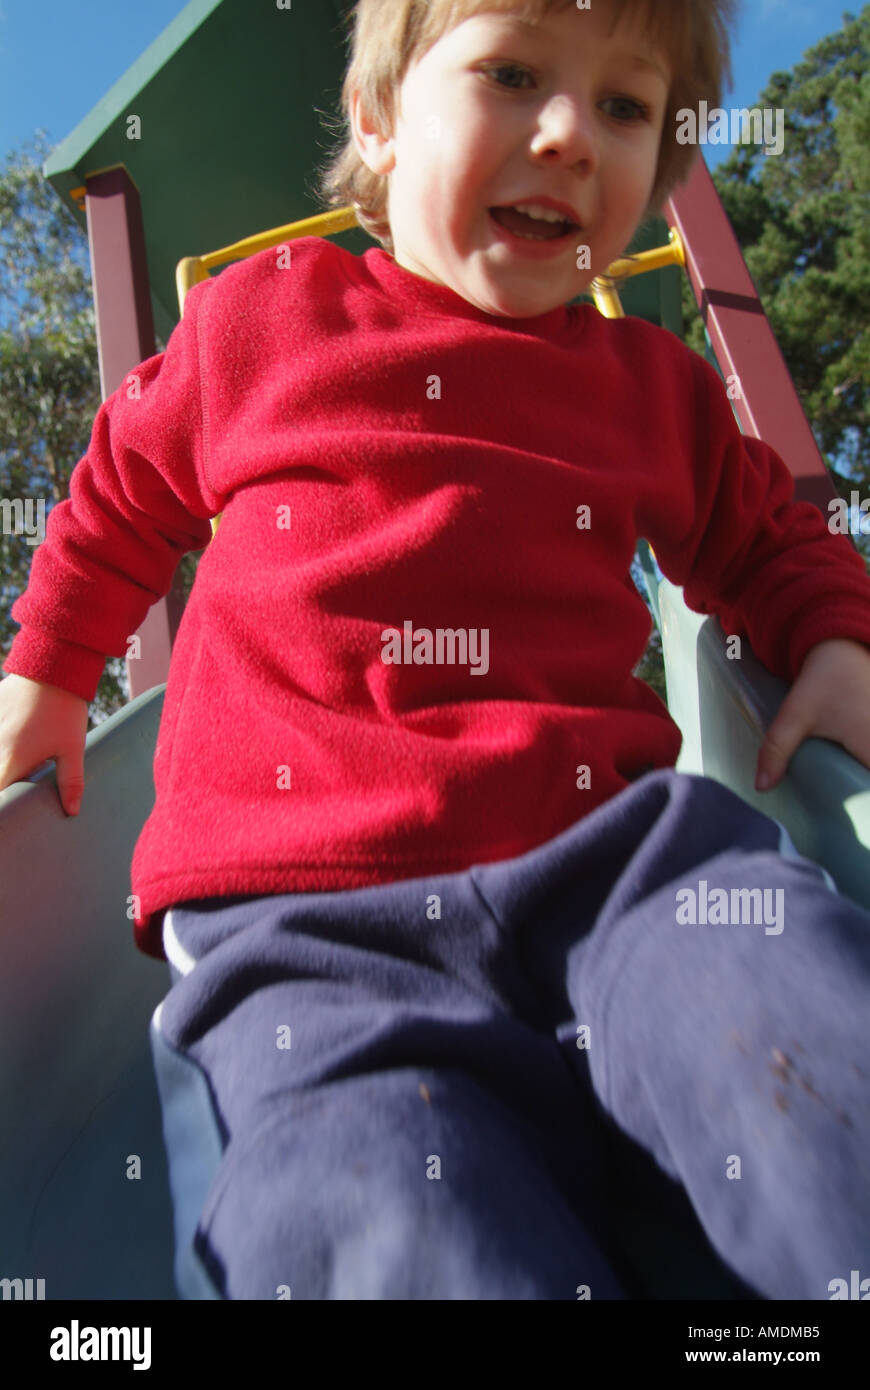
[0,687,175,1298]
[2,570,869,1300]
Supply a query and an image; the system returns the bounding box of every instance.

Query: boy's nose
[529,96,599,170]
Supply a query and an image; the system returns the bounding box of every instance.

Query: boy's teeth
[512,203,569,222]
[491,204,575,240]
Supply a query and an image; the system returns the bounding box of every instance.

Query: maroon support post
[666,155,840,518]
[85,166,187,699]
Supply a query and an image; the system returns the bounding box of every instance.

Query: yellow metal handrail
[175,206,359,320]
[590,226,686,318]
[176,208,685,538]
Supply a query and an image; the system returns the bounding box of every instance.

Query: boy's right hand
[0,673,89,816]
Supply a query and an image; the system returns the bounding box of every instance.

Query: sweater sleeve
[2,277,222,703]
[647,349,870,685]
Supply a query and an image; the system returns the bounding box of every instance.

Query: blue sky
[0,0,857,173]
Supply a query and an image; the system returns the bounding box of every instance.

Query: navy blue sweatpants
[149,770,870,1300]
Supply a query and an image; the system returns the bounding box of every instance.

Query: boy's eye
[482,62,534,90]
[602,96,650,123]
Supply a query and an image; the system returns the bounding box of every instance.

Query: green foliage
[681,5,870,568]
[0,132,119,725]
[0,132,198,726]
[632,596,667,703]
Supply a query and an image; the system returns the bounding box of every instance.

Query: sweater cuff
[2,627,107,703]
[787,605,870,682]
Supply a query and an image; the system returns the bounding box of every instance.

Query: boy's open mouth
[489,206,578,241]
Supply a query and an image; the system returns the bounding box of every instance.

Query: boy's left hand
[755,637,870,791]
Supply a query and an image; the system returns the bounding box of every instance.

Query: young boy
[3,0,870,1300]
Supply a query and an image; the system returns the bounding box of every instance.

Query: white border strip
[162,907,198,976]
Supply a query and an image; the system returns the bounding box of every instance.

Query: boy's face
[351,1,671,318]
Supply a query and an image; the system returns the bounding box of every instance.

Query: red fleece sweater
[5,236,870,959]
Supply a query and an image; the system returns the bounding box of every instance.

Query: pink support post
[85,167,187,699]
[666,155,840,518]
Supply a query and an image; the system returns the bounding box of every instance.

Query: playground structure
[1,0,869,1301]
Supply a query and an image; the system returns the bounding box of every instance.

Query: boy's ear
[349,88,396,176]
